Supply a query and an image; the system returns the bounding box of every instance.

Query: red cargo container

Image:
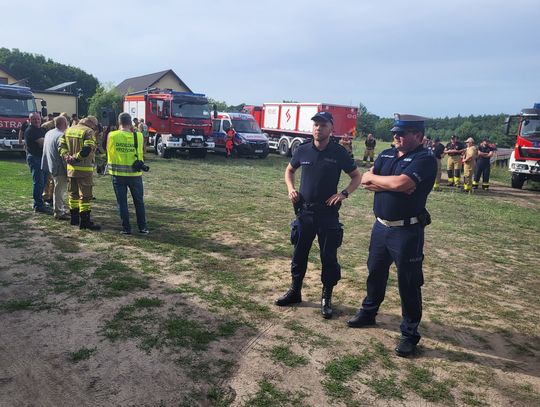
[243,102,357,156]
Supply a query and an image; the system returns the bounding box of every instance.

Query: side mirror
[213,104,217,119]
[41,100,47,107]
[504,117,511,135]
[41,107,48,117]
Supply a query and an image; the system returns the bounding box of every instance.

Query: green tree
[0,47,99,115]
[375,118,394,141]
[356,103,379,136]
[87,85,122,122]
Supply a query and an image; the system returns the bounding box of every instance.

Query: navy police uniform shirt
[290,141,357,204]
[373,145,437,221]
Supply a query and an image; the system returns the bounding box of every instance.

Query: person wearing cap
[347,114,437,357]
[444,135,466,187]
[59,115,101,230]
[431,138,445,190]
[462,137,478,192]
[362,133,376,166]
[473,138,495,190]
[276,111,362,319]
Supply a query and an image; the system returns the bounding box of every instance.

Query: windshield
[0,96,36,118]
[521,119,540,137]
[232,118,262,133]
[171,100,211,119]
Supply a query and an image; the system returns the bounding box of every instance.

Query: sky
[2,0,539,118]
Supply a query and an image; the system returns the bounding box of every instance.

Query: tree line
[0,48,98,115]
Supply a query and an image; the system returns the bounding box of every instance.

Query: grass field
[0,142,539,406]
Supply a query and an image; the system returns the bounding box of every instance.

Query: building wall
[155,72,190,92]
[0,68,18,85]
[33,92,77,117]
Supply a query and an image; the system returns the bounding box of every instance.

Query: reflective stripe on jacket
[59,124,96,176]
[107,130,144,176]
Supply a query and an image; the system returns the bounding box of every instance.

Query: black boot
[321,286,333,319]
[79,211,101,231]
[70,209,80,226]
[275,280,302,306]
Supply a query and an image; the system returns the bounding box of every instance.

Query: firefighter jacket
[59,123,97,177]
[107,130,144,177]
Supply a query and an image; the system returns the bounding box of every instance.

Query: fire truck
[505,103,540,189]
[124,89,214,158]
[0,84,47,154]
[242,102,358,156]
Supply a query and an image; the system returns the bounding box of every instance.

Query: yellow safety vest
[107,130,144,176]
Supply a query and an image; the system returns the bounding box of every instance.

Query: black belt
[294,201,340,214]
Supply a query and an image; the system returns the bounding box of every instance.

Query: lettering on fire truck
[0,121,23,129]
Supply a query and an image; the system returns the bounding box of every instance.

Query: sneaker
[138,228,149,234]
[120,229,132,235]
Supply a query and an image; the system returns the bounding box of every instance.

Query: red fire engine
[124,89,214,158]
[0,84,47,154]
[242,102,358,156]
[505,103,540,189]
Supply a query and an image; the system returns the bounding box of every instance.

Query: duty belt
[377,217,418,227]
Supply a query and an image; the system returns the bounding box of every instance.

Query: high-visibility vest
[59,125,96,174]
[107,130,144,176]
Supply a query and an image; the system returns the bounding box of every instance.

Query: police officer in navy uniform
[275,111,362,319]
[347,114,437,357]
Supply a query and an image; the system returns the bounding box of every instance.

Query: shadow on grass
[335,308,540,378]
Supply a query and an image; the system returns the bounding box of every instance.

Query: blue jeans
[26,153,48,209]
[112,176,147,232]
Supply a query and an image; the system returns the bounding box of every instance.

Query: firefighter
[59,116,101,230]
[363,133,376,166]
[431,137,445,190]
[473,138,495,190]
[462,137,478,192]
[338,132,354,158]
[226,126,235,158]
[444,135,465,187]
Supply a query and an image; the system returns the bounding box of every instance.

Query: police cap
[391,113,429,132]
[311,111,334,124]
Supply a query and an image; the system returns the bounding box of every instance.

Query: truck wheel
[189,149,207,158]
[290,140,301,156]
[278,139,290,156]
[511,173,526,189]
[157,137,171,159]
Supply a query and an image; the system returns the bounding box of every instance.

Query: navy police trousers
[360,221,425,342]
[290,207,344,287]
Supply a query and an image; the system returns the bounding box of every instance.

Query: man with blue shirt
[347,114,437,357]
[275,111,362,319]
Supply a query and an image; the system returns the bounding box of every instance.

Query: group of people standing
[23,111,148,234]
[277,111,436,358]
[428,135,496,192]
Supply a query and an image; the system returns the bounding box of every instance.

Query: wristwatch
[340,189,349,198]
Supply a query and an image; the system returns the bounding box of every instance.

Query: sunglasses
[392,131,416,137]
